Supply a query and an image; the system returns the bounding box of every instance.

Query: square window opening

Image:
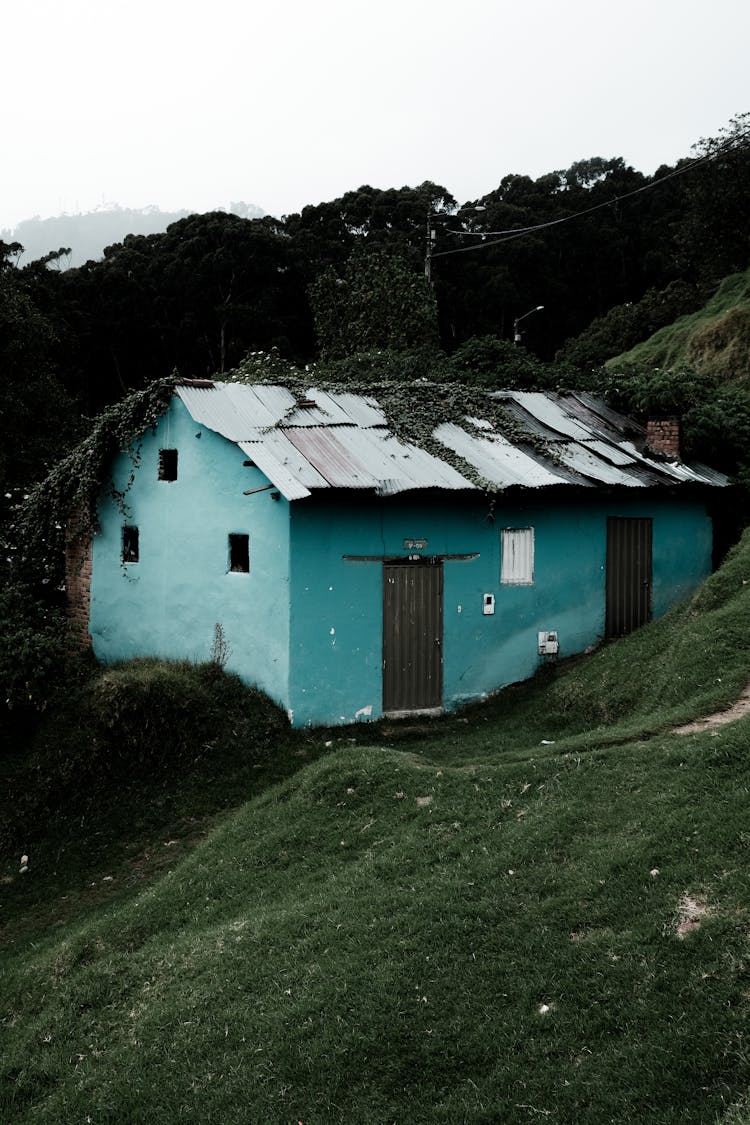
[158,448,178,481]
[122,525,139,564]
[501,527,534,585]
[228,533,250,573]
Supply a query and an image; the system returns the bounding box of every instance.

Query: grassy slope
[3,534,750,1123]
[606,267,750,377]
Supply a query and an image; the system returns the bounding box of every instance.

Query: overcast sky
[2,0,748,231]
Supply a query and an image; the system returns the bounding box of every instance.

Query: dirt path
[671,683,750,735]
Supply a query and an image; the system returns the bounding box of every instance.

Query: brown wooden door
[606,517,652,637]
[383,562,443,713]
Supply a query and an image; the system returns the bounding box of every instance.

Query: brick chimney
[645,418,681,461]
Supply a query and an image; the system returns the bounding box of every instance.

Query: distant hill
[1,202,266,269]
[606,266,750,379]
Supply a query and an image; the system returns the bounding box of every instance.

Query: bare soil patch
[671,682,750,735]
[675,894,710,938]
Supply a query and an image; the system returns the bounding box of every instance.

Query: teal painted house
[80,382,728,727]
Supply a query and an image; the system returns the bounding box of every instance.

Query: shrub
[0,583,80,719]
[591,363,717,418]
[0,659,290,852]
[556,280,706,371]
[447,335,552,389]
[84,659,287,779]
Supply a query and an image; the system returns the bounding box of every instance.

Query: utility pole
[425,205,486,286]
[425,213,435,284]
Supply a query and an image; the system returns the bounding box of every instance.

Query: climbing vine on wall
[12,353,560,587]
[10,376,175,586]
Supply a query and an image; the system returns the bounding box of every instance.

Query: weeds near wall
[8,376,175,588]
[210,623,230,669]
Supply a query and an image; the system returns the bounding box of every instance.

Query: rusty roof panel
[282,427,381,488]
[284,426,472,492]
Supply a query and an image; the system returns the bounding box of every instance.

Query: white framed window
[501,527,534,585]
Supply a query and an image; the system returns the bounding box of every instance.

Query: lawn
[3,532,750,1123]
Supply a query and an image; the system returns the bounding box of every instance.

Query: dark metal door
[383,562,443,713]
[606,517,653,637]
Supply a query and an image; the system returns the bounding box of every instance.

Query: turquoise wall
[89,398,291,707]
[287,490,713,727]
[88,403,714,728]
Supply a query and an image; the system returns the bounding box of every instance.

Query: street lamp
[425,205,486,284]
[513,305,545,344]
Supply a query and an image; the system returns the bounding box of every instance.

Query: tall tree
[309,248,439,359]
[0,243,78,492]
[680,113,750,281]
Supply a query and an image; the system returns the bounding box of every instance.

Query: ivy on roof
[225,349,561,485]
[12,353,561,585]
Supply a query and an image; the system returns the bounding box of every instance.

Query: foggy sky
[3,0,748,230]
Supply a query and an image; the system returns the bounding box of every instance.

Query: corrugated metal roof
[500,391,598,442]
[283,427,382,490]
[434,422,567,490]
[238,429,329,500]
[557,442,648,487]
[174,381,730,499]
[558,391,645,442]
[284,425,472,494]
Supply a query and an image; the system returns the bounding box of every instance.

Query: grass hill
[606,266,750,379]
[4,531,750,1122]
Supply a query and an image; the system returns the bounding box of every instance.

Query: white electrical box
[538,630,559,655]
[483,593,495,616]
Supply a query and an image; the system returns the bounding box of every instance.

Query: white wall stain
[355,704,373,719]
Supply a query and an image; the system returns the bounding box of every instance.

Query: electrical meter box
[538,630,559,655]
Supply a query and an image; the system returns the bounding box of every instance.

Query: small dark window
[228,533,249,573]
[122,526,139,563]
[158,449,178,481]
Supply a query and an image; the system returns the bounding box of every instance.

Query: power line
[431,126,750,261]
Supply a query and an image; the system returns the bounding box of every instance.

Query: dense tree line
[1,114,749,498]
[1,114,749,723]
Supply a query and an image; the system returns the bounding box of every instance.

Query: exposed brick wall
[65,512,93,647]
[646,418,681,461]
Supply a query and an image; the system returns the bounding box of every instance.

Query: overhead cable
[432,126,750,260]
